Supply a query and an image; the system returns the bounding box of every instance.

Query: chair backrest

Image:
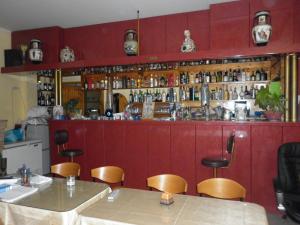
[278,142,300,192]
[197,178,246,200]
[147,174,188,194]
[91,166,124,184]
[51,162,80,177]
[55,130,69,145]
[226,133,235,166]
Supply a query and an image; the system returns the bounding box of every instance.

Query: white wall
[0,28,37,129]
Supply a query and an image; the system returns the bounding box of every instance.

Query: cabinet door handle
[33,144,38,147]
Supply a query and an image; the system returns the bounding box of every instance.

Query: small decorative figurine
[60,46,75,63]
[29,39,43,64]
[181,30,196,53]
[124,29,138,56]
[252,11,272,46]
[20,44,28,65]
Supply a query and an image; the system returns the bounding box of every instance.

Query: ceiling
[0,0,235,31]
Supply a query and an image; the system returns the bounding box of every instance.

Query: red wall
[11,0,299,64]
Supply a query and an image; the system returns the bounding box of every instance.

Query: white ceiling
[0,0,235,31]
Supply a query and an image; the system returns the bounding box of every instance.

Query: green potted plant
[255,82,285,121]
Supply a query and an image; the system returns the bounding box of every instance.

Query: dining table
[0,178,110,225]
[77,188,269,225]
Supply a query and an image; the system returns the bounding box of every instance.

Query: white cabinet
[3,140,43,174]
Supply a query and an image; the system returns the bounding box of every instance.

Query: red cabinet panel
[103,123,125,167]
[210,0,250,21]
[123,124,148,189]
[251,125,282,213]
[85,122,105,180]
[294,2,300,43]
[187,10,210,50]
[171,124,196,195]
[140,17,166,55]
[211,17,250,49]
[165,13,188,53]
[221,125,252,201]
[148,124,171,176]
[196,124,222,181]
[12,27,63,64]
[282,126,300,142]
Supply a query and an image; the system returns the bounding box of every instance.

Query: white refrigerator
[26,124,50,175]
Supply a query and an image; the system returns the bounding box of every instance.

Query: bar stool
[55,129,83,162]
[201,133,235,177]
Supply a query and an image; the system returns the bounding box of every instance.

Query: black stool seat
[60,149,83,158]
[201,157,229,168]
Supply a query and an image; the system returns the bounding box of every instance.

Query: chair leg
[213,168,218,178]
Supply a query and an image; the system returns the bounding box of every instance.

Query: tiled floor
[268,213,299,225]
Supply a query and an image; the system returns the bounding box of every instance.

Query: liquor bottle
[224,85,229,100]
[239,86,245,99]
[162,89,167,102]
[150,74,154,87]
[229,86,233,100]
[241,69,246,82]
[206,72,211,83]
[40,93,45,106]
[228,69,233,82]
[232,87,238,100]
[250,71,256,81]
[255,70,261,81]
[244,85,250,99]
[211,72,217,83]
[223,71,228,82]
[84,78,88,90]
[129,90,134,103]
[189,87,195,101]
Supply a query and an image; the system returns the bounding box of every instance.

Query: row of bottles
[179,68,269,84]
[36,70,54,77]
[113,74,178,89]
[84,77,108,90]
[179,84,261,102]
[129,88,177,103]
[37,78,54,91]
[37,92,55,106]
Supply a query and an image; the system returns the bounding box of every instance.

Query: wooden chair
[197,178,246,200]
[147,174,188,194]
[91,166,125,185]
[51,162,80,178]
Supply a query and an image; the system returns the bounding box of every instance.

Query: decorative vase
[60,46,75,63]
[29,39,43,64]
[264,111,282,121]
[252,11,272,46]
[124,29,138,56]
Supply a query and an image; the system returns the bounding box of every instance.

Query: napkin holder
[160,192,174,205]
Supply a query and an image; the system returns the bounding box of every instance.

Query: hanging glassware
[252,11,272,46]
